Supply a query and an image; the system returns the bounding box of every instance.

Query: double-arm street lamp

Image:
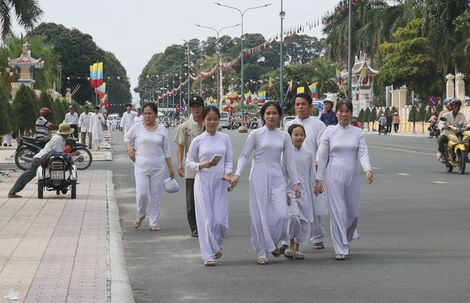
[195,23,240,109]
[214,2,271,120]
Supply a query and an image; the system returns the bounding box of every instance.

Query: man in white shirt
[284,92,328,251]
[120,103,135,134]
[78,107,92,148]
[8,123,75,198]
[437,99,468,161]
[90,106,105,151]
[64,106,79,139]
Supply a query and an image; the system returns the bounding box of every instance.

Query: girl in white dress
[314,101,373,260]
[186,106,233,266]
[231,101,301,265]
[283,124,314,260]
[124,103,175,231]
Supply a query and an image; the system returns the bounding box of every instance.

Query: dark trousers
[80,131,92,148]
[394,124,399,132]
[387,125,392,133]
[438,135,448,154]
[71,124,78,139]
[185,178,197,232]
[9,158,41,195]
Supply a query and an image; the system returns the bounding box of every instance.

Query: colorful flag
[258,90,266,100]
[267,78,273,94]
[309,82,317,99]
[296,86,305,94]
[95,82,106,98]
[245,92,252,105]
[288,79,293,92]
[89,62,104,88]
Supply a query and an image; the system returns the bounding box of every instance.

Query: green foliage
[408,105,418,122]
[0,91,12,134]
[0,35,60,91]
[417,104,426,122]
[53,97,65,124]
[0,0,42,38]
[370,108,377,121]
[358,109,365,122]
[29,23,131,106]
[364,107,371,123]
[377,18,440,98]
[38,91,55,123]
[12,85,38,134]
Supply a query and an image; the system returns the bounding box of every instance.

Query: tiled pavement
[0,170,133,303]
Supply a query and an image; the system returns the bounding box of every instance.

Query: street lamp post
[195,23,240,109]
[347,0,353,100]
[215,2,272,122]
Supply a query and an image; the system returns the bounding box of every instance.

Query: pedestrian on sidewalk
[64,106,79,139]
[282,124,314,260]
[392,112,400,133]
[283,93,327,251]
[8,123,75,198]
[124,103,175,231]
[1,132,13,146]
[186,106,233,266]
[230,101,301,265]
[378,114,387,135]
[174,96,205,238]
[78,106,92,148]
[314,100,373,261]
[90,106,104,151]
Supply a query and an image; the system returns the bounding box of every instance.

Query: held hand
[314,180,324,196]
[199,160,213,169]
[128,149,136,162]
[294,183,301,199]
[366,170,374,184]
[177,163,184,177]
[222,174,232,182]
[230,175,240,188]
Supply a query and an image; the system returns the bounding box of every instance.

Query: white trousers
[287,215,310,245]
[2,133,12,145]
[134,165,165,227]
[310,215,324,244]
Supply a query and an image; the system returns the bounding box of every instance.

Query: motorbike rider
[319,97,338,126]
[437,99,468,162]
[8,123,77,198]
[428,112,438,137]
[35,107,58,143]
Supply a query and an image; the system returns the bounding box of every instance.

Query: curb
[107,171,135,303]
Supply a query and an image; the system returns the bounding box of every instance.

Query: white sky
[13,0,339,101]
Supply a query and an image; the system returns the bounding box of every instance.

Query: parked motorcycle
[15,137,92,171]
[442,124,470,174]
[37,154,78,199]
[249,118,259,129]
[428,123,440,138]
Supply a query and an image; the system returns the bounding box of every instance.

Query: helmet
[443,98,454,106]
[323,97,334,104]
[450,99,462,106]
[40,107,50,116]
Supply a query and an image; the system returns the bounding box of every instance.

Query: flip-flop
[204,259,215,266]
[257,258,269,265]
[214,251,223,259]
[271,248,281,257]
[335,254,346,261]
[284,250,294,259]
[132,216,145,229]
[294,251,305,260]
[150,226,161,231]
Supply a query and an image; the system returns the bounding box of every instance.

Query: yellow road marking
[432,181,448,184]
[397,173,410,176]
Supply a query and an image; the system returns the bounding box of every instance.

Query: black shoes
[191,230,198,238]
[8,193,22,198]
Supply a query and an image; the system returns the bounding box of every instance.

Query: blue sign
[315,102,324,110]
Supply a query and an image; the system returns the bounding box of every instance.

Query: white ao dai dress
[316,124,371,255]
[186,132,233,261]
[283,146,315,245]
[235,126,299,259]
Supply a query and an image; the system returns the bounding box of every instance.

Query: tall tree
[0,0,42,38]
[12,85,37,134]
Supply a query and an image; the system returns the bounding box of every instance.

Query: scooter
[37,153,78,199]
[442,124,470,174]
[14,137,92,171]
[428,123,440,138]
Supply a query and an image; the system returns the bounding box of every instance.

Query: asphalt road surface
[104,129,470,303]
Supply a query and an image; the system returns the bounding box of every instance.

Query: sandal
[335,254,346,261]
[204,259,215,266]
[150,226,161,231]
[294,251,305,260]
[284,249,294,259]
[271,248,281,257]
[279,244,289,255]
[132,216,145,229]
[214,251,223,259]
[257,258,269,265]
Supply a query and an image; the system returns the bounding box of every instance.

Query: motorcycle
[37,154,78,199]
[428,123,440,138]
[15,137,92,171]
[230,118,241,130]
[442,124,470,174]
[249,119,259,129]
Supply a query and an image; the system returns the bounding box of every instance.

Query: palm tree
[0,0,42,39]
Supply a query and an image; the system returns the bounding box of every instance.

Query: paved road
[102,129,469,303]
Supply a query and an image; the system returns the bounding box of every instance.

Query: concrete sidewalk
[0,170,133,303]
